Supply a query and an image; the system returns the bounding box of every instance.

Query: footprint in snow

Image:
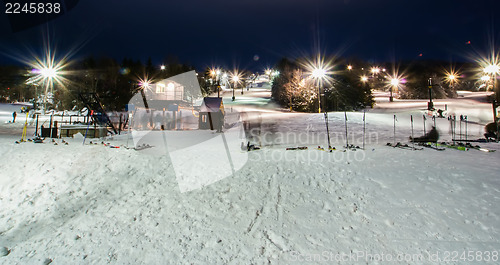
[0,247,10,257]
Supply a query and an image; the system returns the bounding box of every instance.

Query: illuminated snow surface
[0,93,499,264]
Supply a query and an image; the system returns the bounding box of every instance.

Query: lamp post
[215,69,221,98]
[427,78,434,110]
[232,75,239,101]
[311,67,327,113]
[390,78,399,102]
[39,66,58,113]
[447,74,457,90]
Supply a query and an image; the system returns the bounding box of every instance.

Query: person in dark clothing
[410,126,439,142]
[12,111,17,123]
[484,122,499,140]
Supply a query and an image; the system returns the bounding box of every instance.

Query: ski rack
[79,93,118,134]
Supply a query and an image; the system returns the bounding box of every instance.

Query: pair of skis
[387,142,423,150]
[438,142,496,152]
[286,146,308,150]
[389,114,423,150]
[321,110,365,151]
[15,112,30,144]
[418,142,445,151]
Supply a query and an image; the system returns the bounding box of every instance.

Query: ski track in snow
[0,109,499,264]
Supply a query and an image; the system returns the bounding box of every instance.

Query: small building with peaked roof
[199,97,224,130]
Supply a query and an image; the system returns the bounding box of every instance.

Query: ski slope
[0,94,499,264]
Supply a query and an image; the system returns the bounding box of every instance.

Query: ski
[436,142,468,151]
[286,146,308,150]
[316,146,336,152]
[387,142,423,150]
[451,139,489,143]
[135,144,153,150]
[418,142,445,151]
[459,143,496,153]
[345,144,362,151]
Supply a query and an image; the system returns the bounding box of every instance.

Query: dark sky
[1,0,499,71]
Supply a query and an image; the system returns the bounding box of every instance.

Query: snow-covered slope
[1,106,499,264]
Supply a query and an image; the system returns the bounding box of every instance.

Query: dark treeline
[271,57,485,112]
[0,56,492,112]
[0,56,195,111]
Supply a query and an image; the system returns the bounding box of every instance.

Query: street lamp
[35,65,62,112]
[265,68,272,77]
[301,54,334,113]
[311,67,327,113]
[232,74,239,101]
[371,67,381,75]
[390,77,399,102]
[445,72,459,95]
[481,75,491,82]
[427,78,434,110]
[160,65,166,70]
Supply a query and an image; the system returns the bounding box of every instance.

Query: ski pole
[411,115,415,150]
[432,115,436,147]
[393,114,397,145]
[453,115,456,145]
[363,110,366,150]
[83,110,94,145]
[423,115,426,135]
[459,115,462,141]
[464,115,468,141]
[344,111,349,149]
[324,112,331,149]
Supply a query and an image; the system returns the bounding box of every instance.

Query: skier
[410,126,439,143]
[484,122,498,140]
[12,111,17,123]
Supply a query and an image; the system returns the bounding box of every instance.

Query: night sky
[1,0,499,71]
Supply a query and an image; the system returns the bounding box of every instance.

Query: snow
[1,92,500,264]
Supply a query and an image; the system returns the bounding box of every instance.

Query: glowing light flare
[209,67,221,78]
[230,70,243,87]
[312,68,327,79]
[384,71,406,93]
[138,76,152,90]
[25,50,70,99]
[301,54,335,87]
[360,76,368,82]
[481,75,491,82]
[483,64,500,75]
[347,65,353,70]
[443,68,460,86]
[475,50,500,82]
[41,67,58,79]
[371,67,381,74]
[160,65,166,70]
